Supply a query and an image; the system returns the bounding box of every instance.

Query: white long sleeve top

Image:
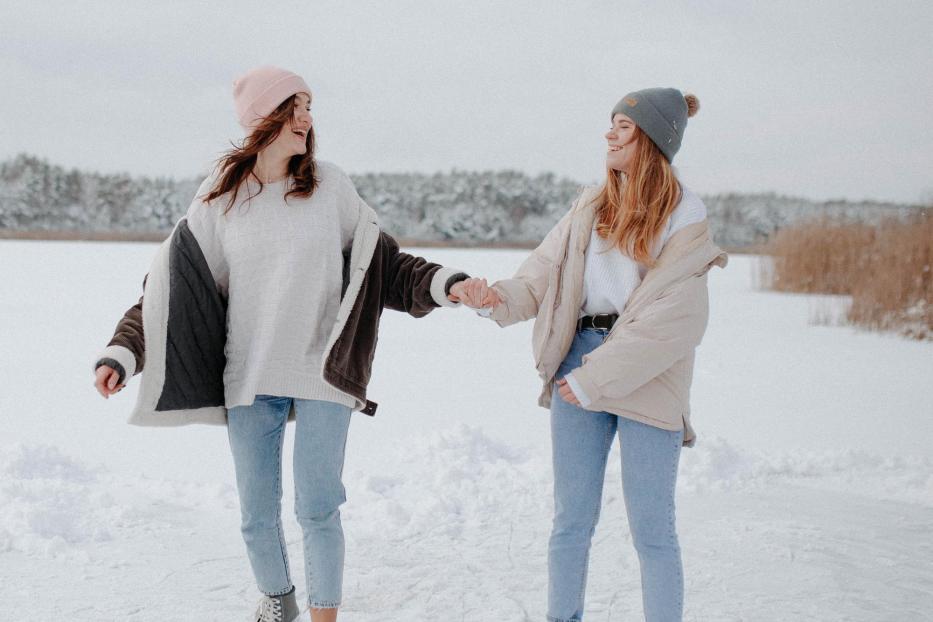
[564,185,708,406]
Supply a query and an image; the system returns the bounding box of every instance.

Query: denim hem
[308,600,341,609]
[262,584,294,597]
[547,616,581,622]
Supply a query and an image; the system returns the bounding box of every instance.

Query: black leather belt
[577,313,619,331]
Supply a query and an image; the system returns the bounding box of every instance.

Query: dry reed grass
[760,213,932,339]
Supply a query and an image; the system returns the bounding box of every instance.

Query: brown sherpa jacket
[95,199,466,426]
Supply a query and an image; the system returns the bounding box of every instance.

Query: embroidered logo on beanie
[611,88,698,162]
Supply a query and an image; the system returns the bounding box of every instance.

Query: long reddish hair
[202,95,319,214]
[593,126,682,266]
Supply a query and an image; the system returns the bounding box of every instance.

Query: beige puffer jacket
[488,187,727,446]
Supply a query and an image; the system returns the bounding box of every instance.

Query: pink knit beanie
[232,65,311,131]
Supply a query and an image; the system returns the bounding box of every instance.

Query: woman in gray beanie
[467,88,727,621]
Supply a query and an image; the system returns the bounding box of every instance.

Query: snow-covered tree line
[1,154,925,247]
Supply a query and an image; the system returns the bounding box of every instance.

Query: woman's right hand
[94,365,125,399]
[449,278,502,309]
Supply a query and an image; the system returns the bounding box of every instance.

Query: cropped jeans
[548,329,684,622]
[227,395,351,610]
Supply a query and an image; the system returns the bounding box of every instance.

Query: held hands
[94,365,125,399]
[448,278,502,309]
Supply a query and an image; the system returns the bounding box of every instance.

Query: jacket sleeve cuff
[431,267,466,308]
[444,271,470,295]
[94,345,137,385]
[566,368,599,408]
[564,372,593,409]
[484,285,512,324]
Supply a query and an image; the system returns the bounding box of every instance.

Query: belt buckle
[592,313,614,330]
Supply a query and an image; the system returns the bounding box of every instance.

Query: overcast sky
[1,0,930,203]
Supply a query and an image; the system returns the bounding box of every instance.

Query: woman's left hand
[556,377,581,406]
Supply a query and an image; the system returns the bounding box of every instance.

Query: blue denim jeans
[548,329,684,622]
[227,395,351,609]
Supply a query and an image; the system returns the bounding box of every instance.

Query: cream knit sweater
[184,161,364,409]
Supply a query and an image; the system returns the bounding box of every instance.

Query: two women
[93,65,483,622]
[95,68,725,622]
[463,88,727,621]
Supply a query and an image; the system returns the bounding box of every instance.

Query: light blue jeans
[227,395,351,609]
[548,329,684,622]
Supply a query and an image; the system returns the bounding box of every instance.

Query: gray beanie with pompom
[611,88,699,162]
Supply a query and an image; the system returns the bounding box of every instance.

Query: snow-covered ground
[1,240,931,621]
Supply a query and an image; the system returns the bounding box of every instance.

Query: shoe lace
[257,595,283,622]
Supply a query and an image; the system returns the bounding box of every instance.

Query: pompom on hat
[611,88,699,162]
[233,65,311,131]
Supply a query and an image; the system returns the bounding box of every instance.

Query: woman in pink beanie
[93,65,490,622]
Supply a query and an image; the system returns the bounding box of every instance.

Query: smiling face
[267,91,313,157]
[605,112,638,174]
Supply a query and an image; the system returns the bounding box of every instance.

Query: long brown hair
[202,94,319,214]
[593,126,681,266]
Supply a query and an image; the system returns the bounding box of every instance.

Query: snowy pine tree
[0,154,926,247]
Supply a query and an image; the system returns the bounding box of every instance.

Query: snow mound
[0,443,238,558]
[2,443,99,483]
[680,435,933,506]
[0,444,113,556]
[345,424,548,540]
